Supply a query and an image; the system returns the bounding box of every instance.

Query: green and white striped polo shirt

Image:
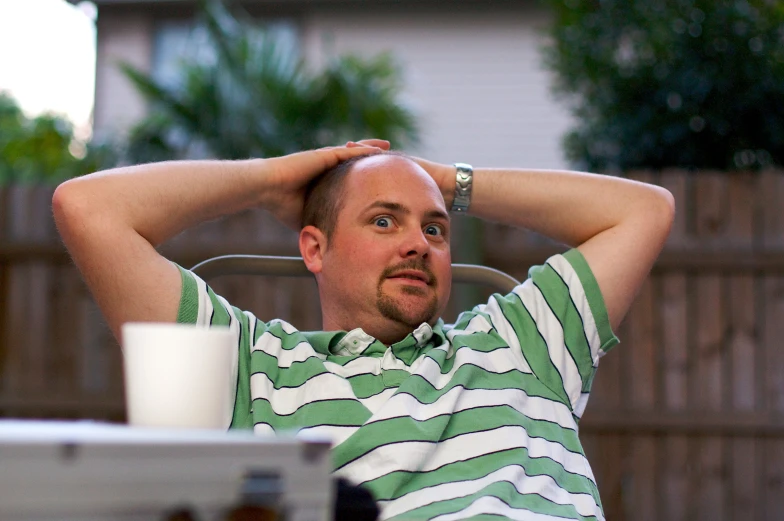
[176,248,619,521]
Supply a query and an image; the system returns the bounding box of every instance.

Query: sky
[0,0,96,138]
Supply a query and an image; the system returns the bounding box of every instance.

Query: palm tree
[121,0,419,163]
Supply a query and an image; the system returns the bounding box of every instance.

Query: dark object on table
[334,478,380,521]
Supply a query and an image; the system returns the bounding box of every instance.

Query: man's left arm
[423,162,675,330]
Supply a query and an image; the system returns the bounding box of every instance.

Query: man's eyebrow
[425,209,450,222]
[364,201,410,214]
[363,201,450,222]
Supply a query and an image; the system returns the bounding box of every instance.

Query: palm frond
[121,0,419,163]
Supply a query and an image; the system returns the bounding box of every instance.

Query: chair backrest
[191,255,520,294]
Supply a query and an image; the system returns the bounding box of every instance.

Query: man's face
[316,155,452,342]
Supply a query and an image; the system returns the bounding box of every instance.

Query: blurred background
[1,1,783,519]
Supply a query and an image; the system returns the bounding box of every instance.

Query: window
[151,18,299,88]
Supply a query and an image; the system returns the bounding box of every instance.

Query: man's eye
[425,225,443,236]
[374,217,392,228]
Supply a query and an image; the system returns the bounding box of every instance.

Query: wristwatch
[451,163,473,213]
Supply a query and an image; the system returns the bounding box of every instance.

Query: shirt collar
[333,329,379,356]
[331,320,447,364]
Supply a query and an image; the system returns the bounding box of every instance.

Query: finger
[345,145,383,155]
[345,140,384,149]
[332,145,383,161]
[356,139,391,150]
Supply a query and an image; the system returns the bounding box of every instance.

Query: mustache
[379,259,437,286]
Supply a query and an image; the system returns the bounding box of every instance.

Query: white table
[0,420,332,521]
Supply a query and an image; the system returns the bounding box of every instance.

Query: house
[78,0,574,169]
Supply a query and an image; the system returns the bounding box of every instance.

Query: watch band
[451,163,473,213]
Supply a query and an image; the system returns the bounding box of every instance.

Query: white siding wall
[92,3,573,169]
[93,11,153,138]
[302,6,573,169]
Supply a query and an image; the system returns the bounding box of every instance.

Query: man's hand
[407,156,456,208]
[265,141,389,229]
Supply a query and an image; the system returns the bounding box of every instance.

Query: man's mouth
[387,270,432,285]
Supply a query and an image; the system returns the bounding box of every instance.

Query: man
[53,139,674,520]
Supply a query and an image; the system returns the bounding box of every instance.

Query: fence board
[730,439,757,521]
[631,435,657,521]
[695,172,729,248]
[761,169,784,521]
[628,281,656,406]
[761,170,784,250]
[27,187,57,393]
[3,186,32,393]
[726,174,756,248]
[25,264,50,391]
[724,173,758,521]
[695,437,725,521]
[692,275,727,521]
[660,273,688,520]
[693,174,728,521]
[694,250,725,402]
[692,285,726,521]
[3,266,27,393]
[661,274,688,410]
[78,293,114,394]
[49,266,79,393]
[728,277,759,521]
[763,277,784,519]
[661,435,689,521]
[598,433,625,520]
[654,171,692,520]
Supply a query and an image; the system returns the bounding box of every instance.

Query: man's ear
[299,225,327,274]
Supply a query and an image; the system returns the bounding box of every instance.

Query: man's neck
[321,308,419,346]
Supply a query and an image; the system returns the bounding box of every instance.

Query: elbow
[641,185,676,243]
[52,179,92,241]
[654,185,676,229]
[52,179,78,223]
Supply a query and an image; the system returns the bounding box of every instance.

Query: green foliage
[122,0,419,163]
[542,0,784,172]
[0,93,116,184]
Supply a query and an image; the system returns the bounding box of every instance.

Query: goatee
[376,260,438,328]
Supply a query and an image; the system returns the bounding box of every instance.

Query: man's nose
[399,227,431,258]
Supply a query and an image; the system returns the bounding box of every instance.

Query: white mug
[121,322,235,429]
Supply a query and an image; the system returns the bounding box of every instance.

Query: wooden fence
[1,170,784,520]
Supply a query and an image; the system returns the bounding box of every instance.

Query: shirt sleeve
[480,249,619,417]
[174,263,259,430]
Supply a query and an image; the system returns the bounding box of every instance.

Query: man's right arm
[52,143,385,340]
[53,159,278,340]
